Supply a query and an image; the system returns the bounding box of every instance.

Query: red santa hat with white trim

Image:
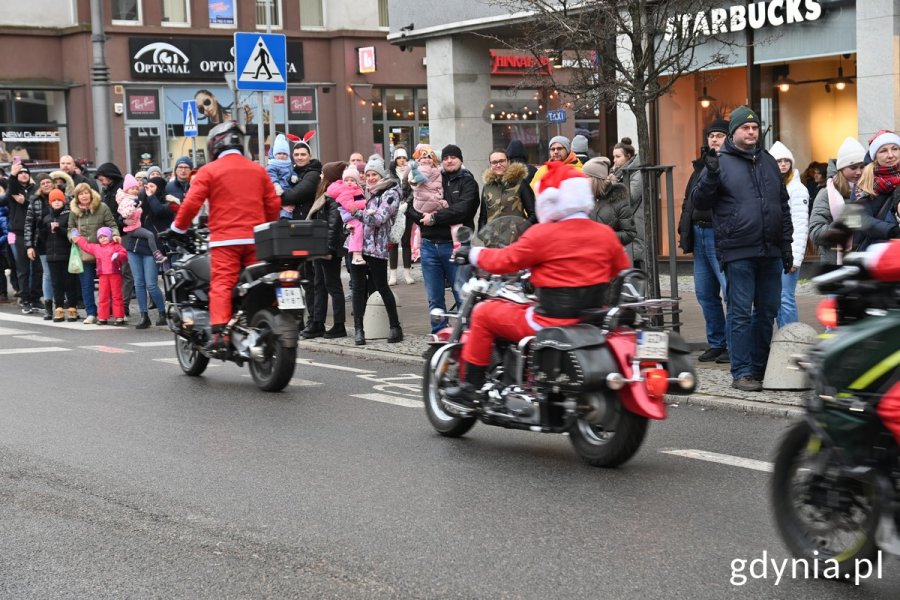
[535,161,595,223]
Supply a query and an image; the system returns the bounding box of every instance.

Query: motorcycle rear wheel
[771,421,880,578]
[568,398,648,467]
[174,334,210,376]
[423,344,476,437]
[248,308,297,392]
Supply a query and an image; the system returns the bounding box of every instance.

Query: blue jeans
[724,257,783,379]
[777,268,800,328]
[127,252,165,314]
[79,261,97,317]
[420,239,459,333]
[693,226,728,349]
[39,254,52,301]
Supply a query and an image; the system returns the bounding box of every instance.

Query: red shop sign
[489,51,552,76]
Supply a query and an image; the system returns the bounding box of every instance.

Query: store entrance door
[126,125,163,174]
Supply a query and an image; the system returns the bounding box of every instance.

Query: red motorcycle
[422,217,696,467]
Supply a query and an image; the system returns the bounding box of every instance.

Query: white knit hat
[835,136,867,170]
[769,141,795,165]
[534,161,593,224]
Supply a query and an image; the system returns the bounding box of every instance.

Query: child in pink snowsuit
[408,145,447,214]
[328,168,368,265]
[116,174,165,262]
[71,226,128,325]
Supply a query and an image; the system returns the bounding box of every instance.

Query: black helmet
[206,120,245,161]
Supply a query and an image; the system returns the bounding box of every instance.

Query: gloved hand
[273,183,284,196]
[703,147,719,175]
[453,246,472,265]
[820,221,852,247]
[782,250,793,274]
[158,228,183,242]
[70,228,80,238]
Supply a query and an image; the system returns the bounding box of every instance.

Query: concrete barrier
[363,292,394,340]
[762,322,817,391]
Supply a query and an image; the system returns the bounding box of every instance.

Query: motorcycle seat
[240,262,269,284]
[578,308,611,326]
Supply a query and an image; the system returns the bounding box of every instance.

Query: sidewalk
[295,266,818,418]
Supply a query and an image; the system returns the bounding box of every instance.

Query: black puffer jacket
[1,175,34,233]
[282,159,323,219]
[691,138,792,264]
[42,205,72,262]
[24,192,50,253]
[677,156,717,253]
[407,167,479,243]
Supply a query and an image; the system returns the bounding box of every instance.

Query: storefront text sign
[2,131,61,143]
[665,0,822,39]
[489,51,552,76]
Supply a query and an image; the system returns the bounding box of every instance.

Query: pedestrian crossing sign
[182,100,198,137]
[234,32,287,91]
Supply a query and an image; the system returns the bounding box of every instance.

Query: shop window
[209,0,235,26]
[300,0,324,28]
[385,89,415,121]
[256,0,282,29]
[112,0,141,23]
[0,90,68,166]
[490,89,545,163]
[162,0,189,26]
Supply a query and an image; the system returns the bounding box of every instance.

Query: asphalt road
[0,313,897,599]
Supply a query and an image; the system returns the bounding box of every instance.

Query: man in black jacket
[2,164,41,312]
[407,143,479,332]
[678,118,730,365]
[691,106,793,392]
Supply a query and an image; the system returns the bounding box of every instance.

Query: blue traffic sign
[234,32,287,91]
[182,100,198,137]
[547,109,567,124]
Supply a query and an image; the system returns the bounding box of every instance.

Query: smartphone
[12,156,21,165]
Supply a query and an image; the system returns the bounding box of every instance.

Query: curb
[297,340,805,418]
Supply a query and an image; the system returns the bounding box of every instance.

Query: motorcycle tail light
[278,270,300,285]
[816,297,838,329]
[643,368,669,400]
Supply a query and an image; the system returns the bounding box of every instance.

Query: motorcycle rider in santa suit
[446,161,631,411]
[166,120,282,351]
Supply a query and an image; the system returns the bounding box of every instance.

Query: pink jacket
[410,163,446,213]
[327,180,367,213]
[74,237,127,275]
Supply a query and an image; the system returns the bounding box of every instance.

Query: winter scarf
[874,163,900,196]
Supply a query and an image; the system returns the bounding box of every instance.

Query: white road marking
[0,312,118,330]
[351,393,421,409]
[660,449,773,472]
[13,334,63,343]
[296,358,376,374]
[79,345,135,354]
[241,374,322,386]
[153,357,222,367]
[0,346,70,355]
[0,326,32,335]
[127,341,174,347]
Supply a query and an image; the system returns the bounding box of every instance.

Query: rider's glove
[453,246,472,265]
[159,228,182,241]
[820,221,852,247]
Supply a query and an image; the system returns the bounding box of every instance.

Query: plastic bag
[390,203,407,245]
[68,243,83,274]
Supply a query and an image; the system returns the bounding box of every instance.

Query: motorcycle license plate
[277,287,305,310]
[636,331,668,360]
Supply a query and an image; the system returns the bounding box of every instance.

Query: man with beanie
[691,106,793,392]
[530,135,583,193]
[571,134,590,164]
[506,139,537,185]
[678,118,730,365]
[406,143,479,332]
[166,156,193,202]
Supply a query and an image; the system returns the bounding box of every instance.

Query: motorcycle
[771,245,900,578]
[421,216,697,467]
[161,220,324,392]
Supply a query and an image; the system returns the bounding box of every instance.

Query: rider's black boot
[443,363,487,410]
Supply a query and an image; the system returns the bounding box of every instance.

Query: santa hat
[868,129,900,161]
[535,161,594,223]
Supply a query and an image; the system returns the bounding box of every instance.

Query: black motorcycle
[161,220,327,392]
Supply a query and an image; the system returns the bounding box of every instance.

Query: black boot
[323,323,347,339]
[156,310,167,326]
[43,300,53,320]
[135,312,151,329]
[301,320,325,339]
[354,318,365,346]
[387,325,403,343]
[444,363,487,410]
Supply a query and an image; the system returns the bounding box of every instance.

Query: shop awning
[0,78,82,90]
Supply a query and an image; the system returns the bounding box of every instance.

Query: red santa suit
[172,150,281,326]
[462,162,630,367]
[863,241,900,443]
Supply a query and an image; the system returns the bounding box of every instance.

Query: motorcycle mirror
[455,226,473,245]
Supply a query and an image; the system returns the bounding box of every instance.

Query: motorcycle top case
[532,324,614,393]
[253,220,329,262]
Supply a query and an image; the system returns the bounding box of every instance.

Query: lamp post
[90,0,112,163]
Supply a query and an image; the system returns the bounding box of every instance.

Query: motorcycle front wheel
[174,334,210,376]
[771,420,880,578]
[568,397,648,467]
[248,308,297,392]
[423,344,476,437]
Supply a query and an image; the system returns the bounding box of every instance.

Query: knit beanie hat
[34,173,51,184]
[835,136,867,170]
[364,154,387,178]
[146,166,163,178]
[342,167,362,184]
[134,171,148,181]
[581,157,610,180]
[272,134,291,157]
[728,106,760,136]
[147,176,168,195]
[97,227,113,239]
[571,135,589,155]
[393,148,408,160]
[175,156,193,169]
[123,173,139,193]
[705,118,729,137]
[867,130,900,161]
[506,139,527,161]
[768,141,795,165]
[441,144,463,161]
[321,161,348,185]
[48,189,66,203]
[534,161,594,224]
[549,135,572,154]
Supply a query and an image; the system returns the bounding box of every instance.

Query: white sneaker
[388,270,398,286]
[83,315,97,324]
